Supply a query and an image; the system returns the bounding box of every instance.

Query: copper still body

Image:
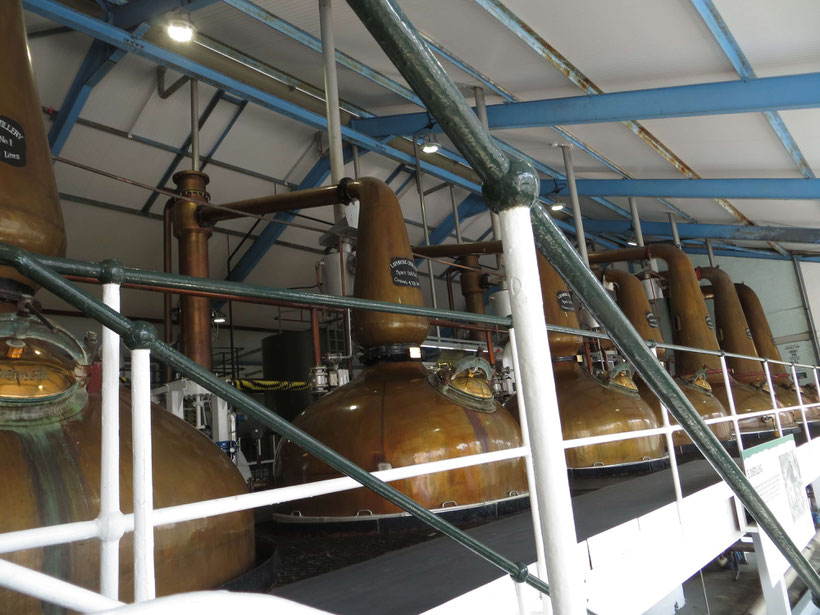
[734,282,820,414]
[697,267,794,429]
[504,255,666,471]
[602,268,732,447]
[279,178,526,517]
[0,0,66,293]
[588,245,781,435]
[0,4,255,610]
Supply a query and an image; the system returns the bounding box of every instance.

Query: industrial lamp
[211,308,227,324]
[550,201,565,212]
[420,133,441,154]
[166,10,197,43]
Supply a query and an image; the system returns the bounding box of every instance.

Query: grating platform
[271,459,727,614]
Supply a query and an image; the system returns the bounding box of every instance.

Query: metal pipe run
[629,197,644,247]
[342,0,820,607]
[414,240,502,257]
[190,80,200,172]
[561,144,588,266]
[705,238,716,267]
[199,184,344,224]
[668,212,681,248]
[319,0,346,222]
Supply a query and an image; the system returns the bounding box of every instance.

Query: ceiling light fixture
[420,133,441,154]
[550,202,564,212]
[211,309,227,324]
[167,10,197,43]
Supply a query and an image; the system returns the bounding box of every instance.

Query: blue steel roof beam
[350,72,820,136]
[472,0,767,235]
[690,0,815,180]
[48,24,150,155]
[580,220,820,245]
[417,33,694,222]
[141,89,225,214]
[548,178,820,200]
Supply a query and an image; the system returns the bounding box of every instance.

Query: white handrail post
[498,206,584,615]
[100,283,122,599]
[131,348,155,601]
[762,360,782,435]
[509,328,548,585]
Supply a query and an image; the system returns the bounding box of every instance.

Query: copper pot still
[602,268,733,448]
[588,245,782,435]
[504,255,666,472]
[278,178,527,517]
[0,4,255,611]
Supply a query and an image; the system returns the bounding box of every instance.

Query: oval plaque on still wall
[389,257,421,288]
[0,116,25,167]
[556,290,575,312]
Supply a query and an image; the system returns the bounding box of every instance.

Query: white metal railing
[2,278,820,614]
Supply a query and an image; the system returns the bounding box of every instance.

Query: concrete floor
[677,540,820,615]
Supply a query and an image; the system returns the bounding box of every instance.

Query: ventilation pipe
[589,245,784,435]
[279,178,527,518]
[602,268,733,447]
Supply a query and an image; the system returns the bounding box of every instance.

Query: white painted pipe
[629,197,644,247]
[668,213,681,248]
[497,206,585,615]
[0,520,98,555]
[319,0,346,223]
[509,328,549,599]
[0,559,123,613]
[560,145,588,268]
[100,283,122,599]
[763,361,783,435]
[131,348,155,601]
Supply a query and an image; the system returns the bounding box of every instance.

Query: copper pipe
[735,283,786,376]
[311,307,321,366]
[601,268,665,361]
[173,170,213,370]
[459,254,485,341]
[162,200,174,382]
[412,240,503,258]
[199,185,343,224]
[696,267,762,382]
